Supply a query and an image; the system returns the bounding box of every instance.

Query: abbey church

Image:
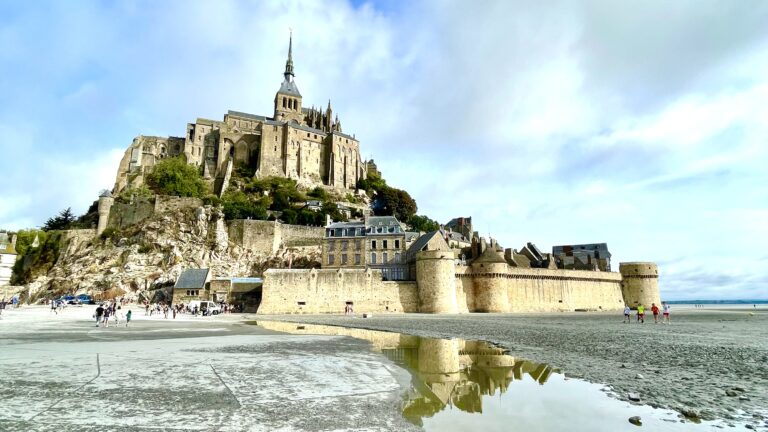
[113,34,367,195]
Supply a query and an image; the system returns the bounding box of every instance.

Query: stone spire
[284,30,295,81]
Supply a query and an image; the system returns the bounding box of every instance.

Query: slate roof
[552,243,611,258]
[227,110,268,121]
[278,78,302,97]
[365,216,401,228]
[327,221,365,229]
[174,268,210,289]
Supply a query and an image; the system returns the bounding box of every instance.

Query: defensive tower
[96,190,114,236]
[619,262,660,309]
[471,246,510,312]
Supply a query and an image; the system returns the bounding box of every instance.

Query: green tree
[42,208,76,231]
[307,186,329,201]
[408,214,440,232]
[375,186,417,221]
[221,191,268,220]
[145,157,207,198]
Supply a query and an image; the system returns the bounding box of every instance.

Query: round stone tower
[416,250,458,314]
[471,247,510,313]
[619,262,660,309]
[96,190,114,236]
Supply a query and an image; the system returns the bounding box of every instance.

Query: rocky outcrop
[26,206,320,301]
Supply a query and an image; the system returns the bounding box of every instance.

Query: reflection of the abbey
[255,321,555,425]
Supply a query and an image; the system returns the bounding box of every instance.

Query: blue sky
[1,0,766,299]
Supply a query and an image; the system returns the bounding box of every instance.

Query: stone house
[172,268,211,304]
[322,216,407,280]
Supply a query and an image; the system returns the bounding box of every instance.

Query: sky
[0,0,766,300]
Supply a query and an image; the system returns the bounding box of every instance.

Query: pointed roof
[278,31,302,97]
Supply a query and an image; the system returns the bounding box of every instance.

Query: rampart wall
[455,266,624,312]
[258,268,418,314]
[228,220,324,254]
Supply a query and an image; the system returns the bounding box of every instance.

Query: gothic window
[283,97,287,108]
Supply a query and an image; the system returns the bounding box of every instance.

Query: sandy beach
[255,305,768,427]
[2,304,766,431]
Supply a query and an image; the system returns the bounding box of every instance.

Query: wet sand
[255,306,768,427]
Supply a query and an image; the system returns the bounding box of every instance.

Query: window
[355,254,361,265]
[395,240,400,249]
[371,240,377,250]
[383,240,388,249]
[341,241,348,251]
[370,253,377,264]
[328,240,335,250]
[328,254,335,265]
[383,252,388,263]
[355,240,361,250]
[395,252,401,263]
[341,254,348,264]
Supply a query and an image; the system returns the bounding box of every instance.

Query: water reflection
[254,321,555,426]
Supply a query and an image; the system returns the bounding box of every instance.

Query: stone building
[552,243,612,271]
[322,216,407,280]
[0,233,18,287]
[113,34,367,195]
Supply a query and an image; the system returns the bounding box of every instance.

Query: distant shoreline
[664,299,767,305]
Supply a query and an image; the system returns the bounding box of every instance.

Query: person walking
[651,303,660,323]
[662,302,671,324]
[125,309,132,327]
[95,304,104,327]
[637,304,645,324]
[103,306,111,328]
[623,305,631,323]
[51,299,58,315]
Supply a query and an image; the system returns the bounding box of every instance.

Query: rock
[738,396,750,401]
[628,393,641,402]
[628,416,642,426]
[620,364,627,369]
[725,390,739,397]
[745,425,755,430]
[635,373,644,379]
[680,408,701,420]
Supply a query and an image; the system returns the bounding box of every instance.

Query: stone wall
[154,196,203,214]
[108,198,156,230]
[258,268,418,314]
[228,220,324,254]
[457,267,624,312]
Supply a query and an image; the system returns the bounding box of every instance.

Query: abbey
[114,34,366,194]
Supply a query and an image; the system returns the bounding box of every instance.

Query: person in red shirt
[651,303,660,323]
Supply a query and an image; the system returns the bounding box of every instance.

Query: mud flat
[256,306,768,428]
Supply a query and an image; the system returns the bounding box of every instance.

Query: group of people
[94,302,132,328]
[623,302,670,324]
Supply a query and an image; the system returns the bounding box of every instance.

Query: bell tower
[274,31,303,123]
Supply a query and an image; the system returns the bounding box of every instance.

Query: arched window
[282,97,287,108]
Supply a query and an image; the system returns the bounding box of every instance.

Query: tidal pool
[256,321,754,431]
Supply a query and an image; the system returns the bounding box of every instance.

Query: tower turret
[416,249,458,313]
[471,244,510,312]
[619,262,660,309]
[96,190,114,236]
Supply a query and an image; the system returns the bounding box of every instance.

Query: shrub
[221,191,268,220]
[146,157,207,198]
